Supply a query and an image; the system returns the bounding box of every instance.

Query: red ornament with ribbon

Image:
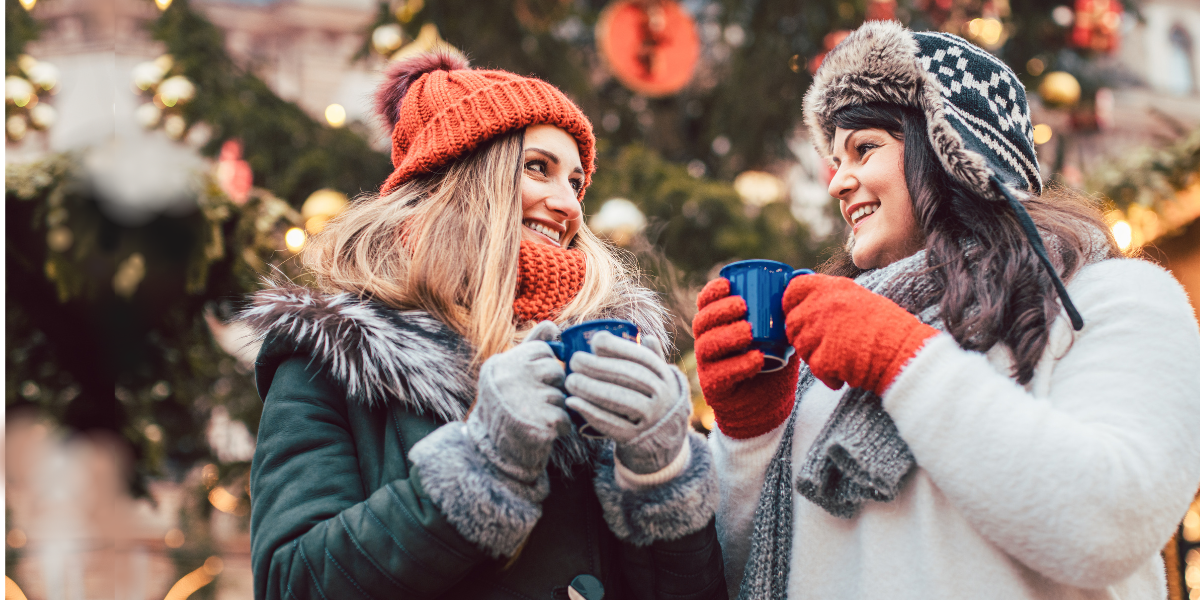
[596,0,700,97]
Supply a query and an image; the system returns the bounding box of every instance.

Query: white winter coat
[712,258,1200,600]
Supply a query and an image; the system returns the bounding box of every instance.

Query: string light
[165,528,185,548]
[163,557,223,600]
[1111,220,1132,251]
[324,104,346,128]
[285,227,307,252]
[1033,124,1053,145]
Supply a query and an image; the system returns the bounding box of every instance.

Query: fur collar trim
[240,279,673,425]
[241,283,475,422]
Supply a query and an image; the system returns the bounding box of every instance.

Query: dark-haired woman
[245,53,726,600]
[695,21,1200,600]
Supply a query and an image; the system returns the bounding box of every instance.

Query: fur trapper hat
[804,20,1042,202]
[374,51,595,196]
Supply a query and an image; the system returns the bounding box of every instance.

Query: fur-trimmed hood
[240,279,673,423]
[803,20,1042,202]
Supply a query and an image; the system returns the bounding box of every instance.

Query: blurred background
[5,0,1200,597]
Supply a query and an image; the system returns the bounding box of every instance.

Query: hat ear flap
[374,51,471,130]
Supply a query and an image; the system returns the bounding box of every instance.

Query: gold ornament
[1039,71,1081,107]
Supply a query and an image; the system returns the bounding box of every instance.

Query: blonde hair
[302,129,632,368]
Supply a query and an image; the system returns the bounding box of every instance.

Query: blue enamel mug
[718,260,814,373]
[546,319,640,439]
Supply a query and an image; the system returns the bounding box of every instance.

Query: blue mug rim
[719,259,793,277]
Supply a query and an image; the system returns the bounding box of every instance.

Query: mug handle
[545,340,565,360]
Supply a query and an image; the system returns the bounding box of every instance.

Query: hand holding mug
[563,332,691,475]
[467,321,572,484]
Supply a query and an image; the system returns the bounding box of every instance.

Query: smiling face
[521,124,585,249]
[828,126,924,270]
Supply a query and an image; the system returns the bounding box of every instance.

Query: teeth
[524,220,562,243]
[851,204,878,224]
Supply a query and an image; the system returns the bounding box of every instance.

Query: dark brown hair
[820,104,1119,384]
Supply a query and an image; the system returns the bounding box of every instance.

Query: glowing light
[46,226,73,252]
[29,104,56,129]
[734,170,785,207]
[324,103,346,128]
[1033,124,1053,145]
[1026,58,1045,76]
[7,115,27,141]
[788,54,802,73]
[372,24,404,55]
[136,103,162,128]
[285,227,307,252]
[17,0,35,10]
[27,62,57,91]
[163,557,222,600]
[164,114,187,139]
[155,0,172,10]
[208,486,244,515]
[144,424,163,442]
[1111,220,1132,251]
[7,529,27,548]
[158,76,196,105]
[1184,503,1200,542]
[132,61,166,90]
[1039,71,1082,107]
[112,253,146,299]
[6,76,35,107]
[165,528,185,548]
[301,189,348,235]
[589,198,647,246]
[6,577,29,600]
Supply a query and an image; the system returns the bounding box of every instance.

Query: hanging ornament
[808,30,852,74]
[216,140,253,205]
[372,24,405,56]
[865,0,897,22]
[1071,0,1121,53]
[391,23,463,62]
[301,189,349,234]
[596,0,700,97]
[393,0,423,23]
[1039,71,1082,107]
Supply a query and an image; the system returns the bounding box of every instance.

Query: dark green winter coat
[245,283,727,600]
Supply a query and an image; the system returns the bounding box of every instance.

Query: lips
[846,202,880,231]
[523,220,563,245]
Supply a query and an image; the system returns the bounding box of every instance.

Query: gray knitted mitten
[466,321,572,484]
[564,332,691,475]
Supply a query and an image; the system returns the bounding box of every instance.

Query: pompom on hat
[374,51,596,196]
[803,21,1085,331]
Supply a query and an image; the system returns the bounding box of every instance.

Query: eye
[855,142,879,157]
[524,159,547,175]
[570,178,583,194]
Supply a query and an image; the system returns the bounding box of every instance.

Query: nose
[827,165,858,199]
[544,183,583,222]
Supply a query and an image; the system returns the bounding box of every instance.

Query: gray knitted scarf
[736,232,1110,599]
[736,250,943,600]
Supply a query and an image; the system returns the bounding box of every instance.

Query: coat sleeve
[592,432,728,599]
[881,259,1200,588]
[250,358,490,600]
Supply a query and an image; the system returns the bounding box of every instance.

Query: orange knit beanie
[513,240,586,323]
[374,51,596,196]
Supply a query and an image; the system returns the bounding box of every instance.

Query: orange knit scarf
[513,240,586,323]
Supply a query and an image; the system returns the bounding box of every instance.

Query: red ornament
[596,0,700,97]
[866,0,897,22]
[1071,0,1121,53]
[217,139,253,205]
[808,30,852,75]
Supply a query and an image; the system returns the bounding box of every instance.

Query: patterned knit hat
[374,52,596,196]
[804,20,1041,200]
[804,21,1084,330]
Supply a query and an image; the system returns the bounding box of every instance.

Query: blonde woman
[243,53,725,600]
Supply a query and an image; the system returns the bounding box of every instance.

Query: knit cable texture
[513,240,586,324]
[381,69,595,195]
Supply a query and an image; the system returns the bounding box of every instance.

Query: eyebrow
[526,147,584,175]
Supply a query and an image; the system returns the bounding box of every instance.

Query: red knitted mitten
[692,278,800,439]
[782,274,939,397]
